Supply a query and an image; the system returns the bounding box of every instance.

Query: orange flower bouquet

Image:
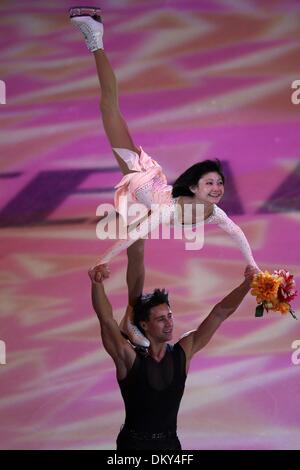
[251,269,297,319]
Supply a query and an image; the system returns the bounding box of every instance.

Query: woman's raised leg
[70,7,140,174]
[70,8,150,347]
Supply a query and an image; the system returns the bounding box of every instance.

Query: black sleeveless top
[118,342,187,433]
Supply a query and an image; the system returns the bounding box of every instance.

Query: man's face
[142,303,174,343]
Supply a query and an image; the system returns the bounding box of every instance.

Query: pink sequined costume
[100,147,259,270]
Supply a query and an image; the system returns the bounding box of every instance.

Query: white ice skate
[69,6,104,52]
[119,316,150,348]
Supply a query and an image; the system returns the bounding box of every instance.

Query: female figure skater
[69,7,260,347]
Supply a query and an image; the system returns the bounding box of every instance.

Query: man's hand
[244,265,260,284]
[88,264,110,283]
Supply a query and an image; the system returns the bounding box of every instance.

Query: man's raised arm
[89,266,134,367]
[179,266,258,364]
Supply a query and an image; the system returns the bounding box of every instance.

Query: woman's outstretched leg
[69,7,139,174]
[70,7,149,347]
[120,239,150,348]
[94,49,141,173]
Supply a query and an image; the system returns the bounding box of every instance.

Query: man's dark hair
[133,288,170,332]
[172,159,225,198]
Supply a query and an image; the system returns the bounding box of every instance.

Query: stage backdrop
[0,0,300,450]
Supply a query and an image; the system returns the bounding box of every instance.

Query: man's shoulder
[168,341,186,356]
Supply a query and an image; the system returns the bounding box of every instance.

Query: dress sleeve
[99,209,161,264]
[206,206,260,269]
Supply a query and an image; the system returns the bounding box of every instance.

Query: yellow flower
[251,271,281,304]
[272,300,290,314]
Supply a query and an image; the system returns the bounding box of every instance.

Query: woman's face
[191,171,224,204]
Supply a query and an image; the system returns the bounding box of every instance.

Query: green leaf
[255,304,264,317]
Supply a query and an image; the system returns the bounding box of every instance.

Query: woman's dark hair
[133,288,170,332]
[172,159,225,198]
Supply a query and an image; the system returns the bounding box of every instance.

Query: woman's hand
[88,264,110,283]
[244,265,260,284]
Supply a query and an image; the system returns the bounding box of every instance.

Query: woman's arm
[207,206,260,270]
